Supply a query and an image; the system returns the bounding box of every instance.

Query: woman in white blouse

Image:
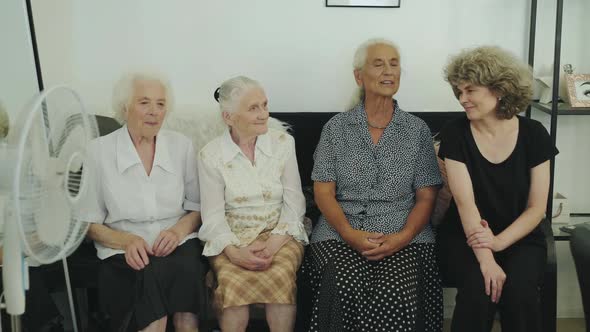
[81,72,206,332]
[198,76,308,332]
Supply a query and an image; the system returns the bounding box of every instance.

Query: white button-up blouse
[77,126,200,260]
[197,127,309,256]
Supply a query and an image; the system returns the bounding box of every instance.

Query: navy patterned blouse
[310,102,442,244]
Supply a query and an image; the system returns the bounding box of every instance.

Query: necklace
[367,121,388,129]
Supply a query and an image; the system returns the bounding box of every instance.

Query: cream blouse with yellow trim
[197,127,308,256]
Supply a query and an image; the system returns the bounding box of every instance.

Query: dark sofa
[272,111,557,332]
[20,112,555,332]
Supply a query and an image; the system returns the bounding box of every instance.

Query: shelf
[531,101,590,115]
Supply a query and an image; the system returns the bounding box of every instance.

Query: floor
[442,318,586,332]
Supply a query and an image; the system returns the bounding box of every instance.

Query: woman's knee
[456,282,491,308]
[173,312,198,330]
[501,281,540,309]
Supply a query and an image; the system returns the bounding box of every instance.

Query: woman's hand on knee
[124,234,153,270]
[479,258,506,303]
[153,229,180,257]
[224,245,272,271]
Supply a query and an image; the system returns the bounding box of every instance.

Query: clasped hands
[224,234,290,271]
[343,229,411,261]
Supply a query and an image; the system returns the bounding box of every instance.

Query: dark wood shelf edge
[531,101,590,115]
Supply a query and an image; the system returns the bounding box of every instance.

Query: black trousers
[437,230,546,332]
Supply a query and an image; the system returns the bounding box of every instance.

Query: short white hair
[0,101,8,138]
[217,76,262,114]
[349,38,400,108]
[112,71,174,124]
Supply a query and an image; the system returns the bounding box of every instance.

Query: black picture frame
[326,0,400,8]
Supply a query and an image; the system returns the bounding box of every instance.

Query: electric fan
[0,85,99,331]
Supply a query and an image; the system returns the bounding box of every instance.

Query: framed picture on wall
[565,74,590,107]
[326,0,401,8]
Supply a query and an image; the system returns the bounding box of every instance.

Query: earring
[498,97,503,101]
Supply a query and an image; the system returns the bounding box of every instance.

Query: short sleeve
[311,120,337,182]
[437,118,467,163]
[526,119,559,168]
[413,123,443,190]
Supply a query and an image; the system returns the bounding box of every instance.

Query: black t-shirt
[437,115,558,247]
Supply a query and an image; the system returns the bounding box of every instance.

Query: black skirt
[297,240,443,332]
[97,239,208,331]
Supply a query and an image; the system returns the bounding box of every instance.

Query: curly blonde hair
[444,46,532,119]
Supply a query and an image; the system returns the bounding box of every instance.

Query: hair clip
[214,87,221,102]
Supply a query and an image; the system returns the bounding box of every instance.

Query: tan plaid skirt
[209,234,304,309]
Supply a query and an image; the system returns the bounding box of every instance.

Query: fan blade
[29,115,52,178]
[35,159,70,247]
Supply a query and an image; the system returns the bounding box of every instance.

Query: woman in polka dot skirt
[297,38,443,332]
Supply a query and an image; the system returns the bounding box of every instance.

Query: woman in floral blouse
[197,76,308,332]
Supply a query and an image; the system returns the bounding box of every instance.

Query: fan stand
[3,259,79,332]
[62,256,79,332]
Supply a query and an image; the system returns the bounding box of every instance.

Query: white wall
[30,1,589,210]
[29,0,589,319]
[0,0,40,123]
[31,0,529,116]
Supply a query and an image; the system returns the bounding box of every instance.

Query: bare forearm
[455,200,485,236]
[315,192,353,237]
[87,224,132,250]
[455,201,495,263]
[496,206,545,249]
[169,211,201,239]
[400,197,434,241]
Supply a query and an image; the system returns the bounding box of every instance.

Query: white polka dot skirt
[297,240,443,332]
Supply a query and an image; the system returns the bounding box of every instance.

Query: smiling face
[125,79,167,138]
[355,43,401,99]
[456,82,500,120]
[225,87,269,138]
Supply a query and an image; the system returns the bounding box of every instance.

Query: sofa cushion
[432,142,452,226]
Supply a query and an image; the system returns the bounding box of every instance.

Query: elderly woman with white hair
[80,72,206,332]
[197,76,308,332]
[297,39,443,331]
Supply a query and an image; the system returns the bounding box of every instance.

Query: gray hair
[349,38,400,109]
[0,101,8,138]
[112,71,174,124]
[217,76,262,114]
